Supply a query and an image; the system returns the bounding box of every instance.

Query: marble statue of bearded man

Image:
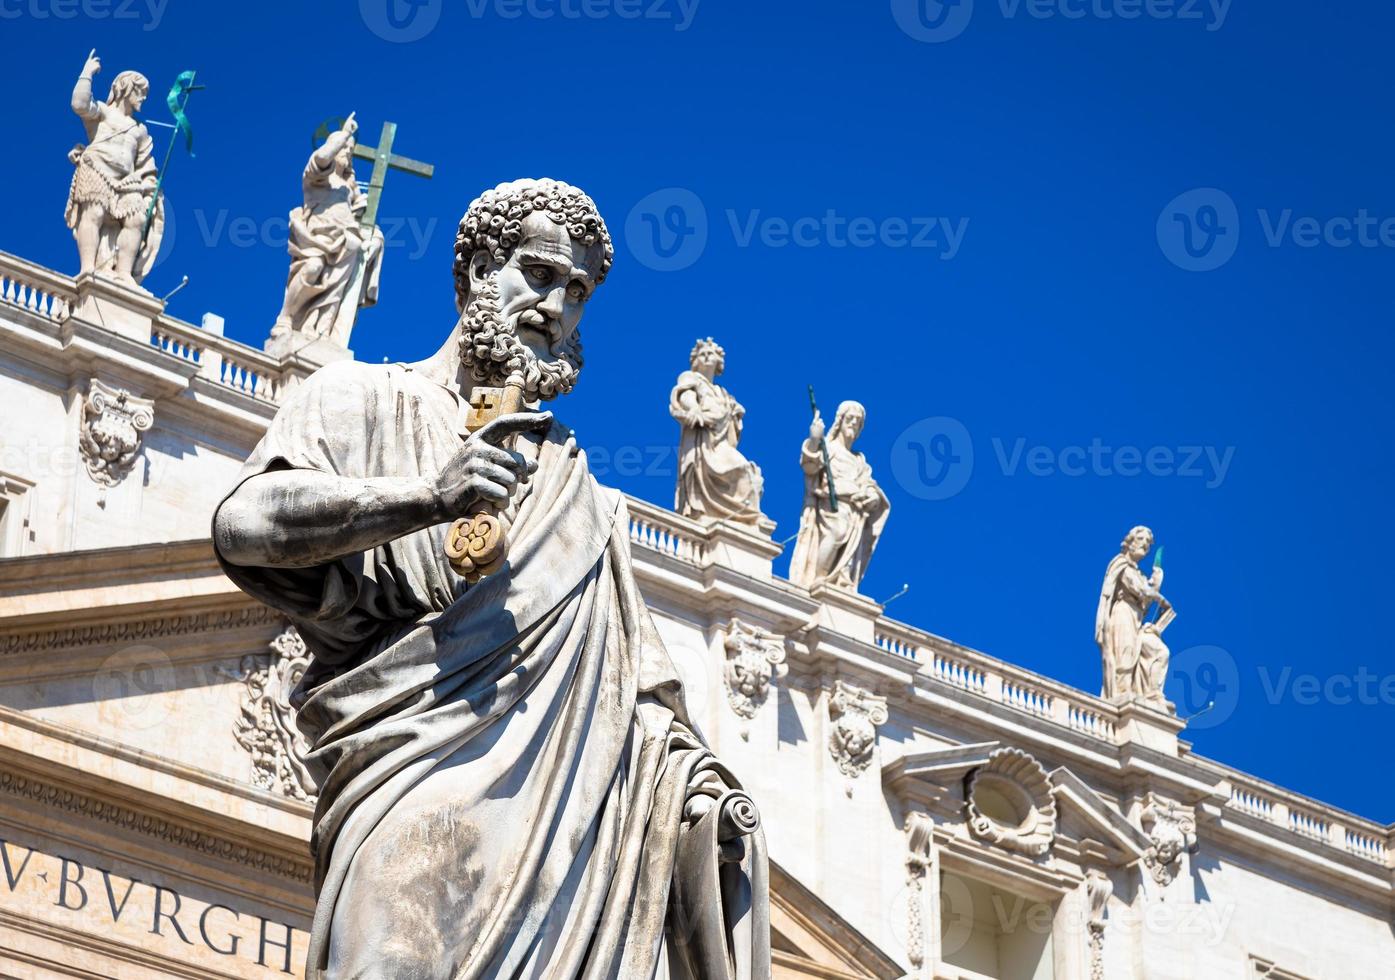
[789,400,889,591]
[268,114,384,349]
[1095,525,1171,708]
[214,178,769,980]
[669,337,764,524]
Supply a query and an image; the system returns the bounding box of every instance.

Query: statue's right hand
[81,50,100,78]
[430,412,551,517]
[810,414,825,441]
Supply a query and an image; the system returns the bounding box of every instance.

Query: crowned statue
[215,178,769,979]
[1095,525,1175,711]
[789,400,889,591]
[669,337,765,524]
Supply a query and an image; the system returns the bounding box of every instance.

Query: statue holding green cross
[268,115,434,355]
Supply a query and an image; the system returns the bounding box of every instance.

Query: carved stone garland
[1085,868,1113,980]
[78,379,154,486]
[905,811,934,972]
[964,747,1057,857]
[722,618,786,737]
[827,679,888,780]
[234,625,317,801]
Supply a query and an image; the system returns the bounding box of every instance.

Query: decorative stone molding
[78,379,154,487]
[1085,868,1112,980]
[965,747,1057,856]
[723,618,786,733]
[827,679,888,779]
[234,625,317,801]
[1,606,282,656]
[905,811,935,971]
[1141,793,1197,885]
[0,769,312,884]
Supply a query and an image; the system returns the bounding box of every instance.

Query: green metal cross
[351,121,434,230]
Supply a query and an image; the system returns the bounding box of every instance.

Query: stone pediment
[768,859,903,979]
[883,741,1151,867]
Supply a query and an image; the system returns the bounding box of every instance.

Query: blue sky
[3,1,1393,821]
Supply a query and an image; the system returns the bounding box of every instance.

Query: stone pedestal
[1114,700,1185,755]
[809,583,883,645]
[264,332,353,366]
[69,273,164,344]
[701,516,781,579]
[265,333,354,393]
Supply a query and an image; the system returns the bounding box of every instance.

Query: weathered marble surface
[214,179,769,979]
[669,337,764,524]
[789,400,889,591]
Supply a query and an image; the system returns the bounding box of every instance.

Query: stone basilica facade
[0,243,1393,975]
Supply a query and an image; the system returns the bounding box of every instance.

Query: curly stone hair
[688,336,726,370]
[452,178,614,309]
[1120,526,1154,553]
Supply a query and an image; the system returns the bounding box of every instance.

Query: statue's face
[491,212,603,364]
[335,140,356,175]
[842,410,865,442]
[1128,532,1152,561]
[692,346,723,377]
[126,86,148,112]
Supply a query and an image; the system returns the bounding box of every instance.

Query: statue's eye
[567,282,586,301]
[528,266,552,283]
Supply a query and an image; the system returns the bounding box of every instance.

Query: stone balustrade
[0,251,73,322]
[626,496,709,564]
[1222,773,1393,868]
[876,613,1121,744]
[151,314,284,403]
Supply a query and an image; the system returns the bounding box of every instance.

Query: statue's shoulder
[673,370,709,391]
[282,359,396,411]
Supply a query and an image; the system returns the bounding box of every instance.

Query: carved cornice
[1,605,281,657]
[0,769,312,885]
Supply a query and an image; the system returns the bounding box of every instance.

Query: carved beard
[457,275,583,402]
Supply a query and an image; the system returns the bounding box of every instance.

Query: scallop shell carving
[965,747,1057,856]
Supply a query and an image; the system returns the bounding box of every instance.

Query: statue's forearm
[312,131,347,170]
[70,77,94,115]
[215,470,442,568]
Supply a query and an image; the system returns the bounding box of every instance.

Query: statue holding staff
[65,49,164,286]
[269,113,384,349]
[790,400,889,591]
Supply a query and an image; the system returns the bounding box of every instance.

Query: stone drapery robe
[789,438,888,591]
[272,151,384,346]
[1095,556,1168,704]
[214,361,769,979]
[669,371,763,523]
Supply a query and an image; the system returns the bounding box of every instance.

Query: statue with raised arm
[65,49,164,286]
[267,113,384,351]
[213,179,769,980]
[1095,525,1174,710]
[789,400,889,591]
[669,337,764,524]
